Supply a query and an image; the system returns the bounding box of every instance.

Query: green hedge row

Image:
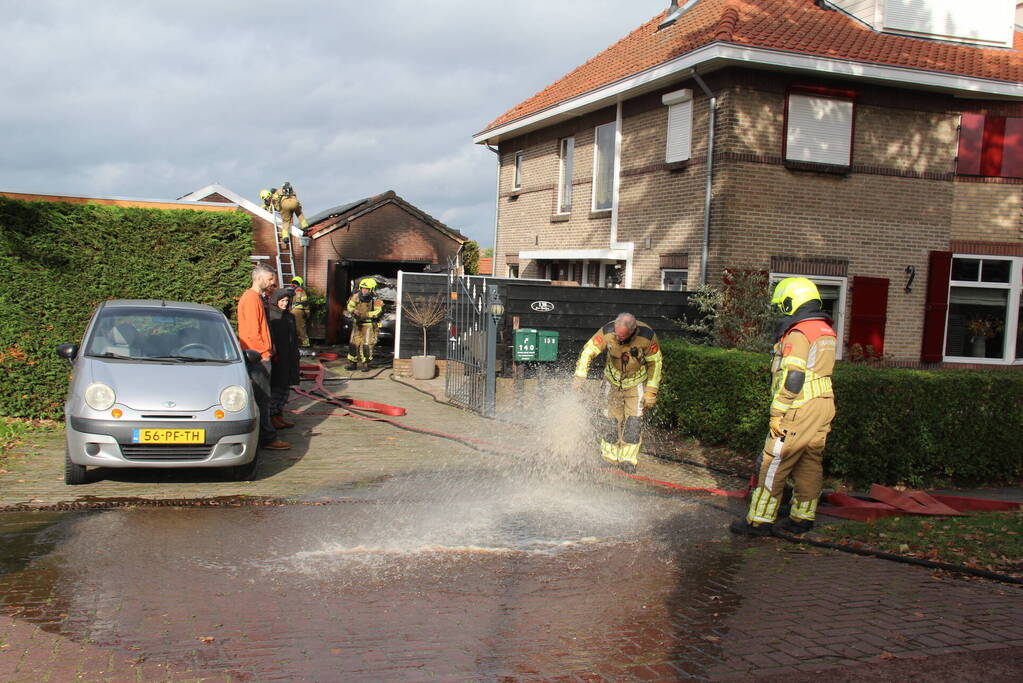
[653,339,1023,488]
[0,197,254,419]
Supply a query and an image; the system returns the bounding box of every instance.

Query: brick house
[181,186,466,343]
[474,0,1023,364]
[303,190,466,343]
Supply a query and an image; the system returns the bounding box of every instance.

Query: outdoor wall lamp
[488,288,505,324]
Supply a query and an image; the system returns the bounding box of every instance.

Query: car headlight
[220,385,248,413]
[84,382,116,411]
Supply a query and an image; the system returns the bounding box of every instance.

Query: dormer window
[828,0,1015,47]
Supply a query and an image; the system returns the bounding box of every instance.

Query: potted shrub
[403,294,446,379]
[965,317,1003,357]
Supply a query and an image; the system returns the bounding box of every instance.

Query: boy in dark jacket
[268,288,301,429]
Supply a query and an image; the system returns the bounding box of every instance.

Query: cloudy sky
[2,0,669,246]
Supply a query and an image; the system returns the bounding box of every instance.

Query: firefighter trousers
[278,196,308,241]
[597,382,644,466]
[747,397,835,525]
[348,324,378,363]
[292,308,310,347]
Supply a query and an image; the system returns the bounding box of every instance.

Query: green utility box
[513,329,559,362]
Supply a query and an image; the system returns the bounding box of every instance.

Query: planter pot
[411,355,437,380]
[971,336,988,358]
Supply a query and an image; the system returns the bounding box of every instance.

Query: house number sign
[530,301,555,312]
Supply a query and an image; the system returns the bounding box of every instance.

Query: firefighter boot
[775,517,813,535]
[346,344,358,371]
[359,345,370,371]
[729,519,775,537]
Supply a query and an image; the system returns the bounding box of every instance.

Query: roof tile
[483,0,1023,133]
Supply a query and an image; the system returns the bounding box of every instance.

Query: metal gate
[445,273,497,416]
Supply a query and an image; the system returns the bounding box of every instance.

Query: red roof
[477,257,493,275]
[484,0,1023,131]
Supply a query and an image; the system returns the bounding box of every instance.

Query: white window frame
[770,272,848,360]
[557,136,575,214]
[512,150,524,190]
[592,122,616,211]
[784,93,854,167]
[661,268,688,291]
[662,88,693,163]
[942,255,1023,365]
[506,263,519,278]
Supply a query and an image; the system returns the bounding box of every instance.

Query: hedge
[653,339,1023,488]
[0,197,253,419]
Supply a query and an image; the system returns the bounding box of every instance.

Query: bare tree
[402,294,447,356]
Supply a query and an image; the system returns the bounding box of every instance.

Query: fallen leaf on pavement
[879,652,897,660]
[197,636,215,644]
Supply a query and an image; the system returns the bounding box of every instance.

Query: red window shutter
[1001,117,1023,178]
[981,116,1006,177]
[920,251,953,363]
[957,113,985,175]
[848,277,889,357]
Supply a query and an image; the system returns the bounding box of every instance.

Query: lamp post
[484,285,505,417]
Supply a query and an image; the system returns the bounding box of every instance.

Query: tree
[674,268,779,352]
[402,294,447,357]
[482,247,494,258]
[462,240,480,275]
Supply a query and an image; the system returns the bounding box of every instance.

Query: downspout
[690,70,716,286]
[486,143,501,276]
[610,98,634,287]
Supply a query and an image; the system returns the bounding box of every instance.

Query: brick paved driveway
[1,371,1021,681]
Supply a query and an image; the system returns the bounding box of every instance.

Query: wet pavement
[1,368,1022,681]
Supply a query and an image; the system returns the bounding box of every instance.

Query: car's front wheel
[65,446,87,485]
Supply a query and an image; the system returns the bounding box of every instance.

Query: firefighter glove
[769,415,784,438]
[643,391,657,409]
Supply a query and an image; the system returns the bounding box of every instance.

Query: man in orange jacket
[238,264,290,451]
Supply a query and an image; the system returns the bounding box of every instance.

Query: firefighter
[572,312,662,473]
[345,277,384,371]
[731,277,837,537]
[260,182,309,244]
[290,276,311,348]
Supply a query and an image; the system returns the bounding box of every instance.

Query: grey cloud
[2,0,668,243]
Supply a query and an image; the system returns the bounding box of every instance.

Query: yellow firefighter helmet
[771,277,821,315]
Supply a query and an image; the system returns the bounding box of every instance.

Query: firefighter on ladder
[289,276,311,348]
[345,277,383,371]
[573,312,662,474]
[260,182,309,244]
[731,277,837,537]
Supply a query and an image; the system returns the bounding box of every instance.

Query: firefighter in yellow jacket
[290,276,310,348]
[260,182,309,244]
[731,277,837,537]
[573,313,663,473]
[345,277,384,371]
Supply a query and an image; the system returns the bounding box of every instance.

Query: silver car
[56,299,260,485]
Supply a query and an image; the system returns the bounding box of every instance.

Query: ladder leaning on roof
[271,209,296,285]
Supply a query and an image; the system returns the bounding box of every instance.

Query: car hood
[85,358,247,411]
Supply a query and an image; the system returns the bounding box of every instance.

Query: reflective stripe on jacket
[770,318,836,414]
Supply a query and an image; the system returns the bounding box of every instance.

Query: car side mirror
[243,349,262,365]
[56,343,79,364]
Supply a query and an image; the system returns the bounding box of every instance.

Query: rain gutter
[688,69,716,286]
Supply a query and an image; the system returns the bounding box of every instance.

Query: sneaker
[729,519,774,537]
[775,517,814,535]
[262,439,291,451]
[619,461,637,474]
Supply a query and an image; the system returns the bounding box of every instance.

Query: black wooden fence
[395,272,697,367]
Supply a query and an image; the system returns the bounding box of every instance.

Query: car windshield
[84,307,240,362]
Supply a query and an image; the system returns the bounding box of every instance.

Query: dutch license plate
[132,428,205,444]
